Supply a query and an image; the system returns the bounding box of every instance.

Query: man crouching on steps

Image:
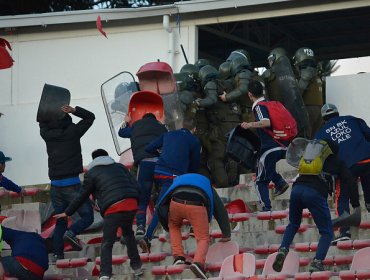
[54,149,144,280]
[155,173,231,279]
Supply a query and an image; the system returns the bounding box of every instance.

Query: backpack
[257,101,297,142]
[298,139,333,175]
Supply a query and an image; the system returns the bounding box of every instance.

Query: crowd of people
[0,46,369,280]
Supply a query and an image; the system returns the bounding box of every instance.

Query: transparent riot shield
[101,72,139,155]
[286,137,310,168]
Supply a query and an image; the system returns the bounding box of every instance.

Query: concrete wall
[0,19,195,185]
[326,73,370,124]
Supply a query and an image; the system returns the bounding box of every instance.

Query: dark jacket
[118,115,167,165]
[39,106,95,180]
[145,128,201,175]
[157,173,231,238]
[65,156,140,217]
[2,226,49,273]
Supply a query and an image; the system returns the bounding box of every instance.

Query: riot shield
[286,137,310,168]
[272,56,310,137]
[101,72,139,155]
[36,84,71,123]
[226,125,261,170]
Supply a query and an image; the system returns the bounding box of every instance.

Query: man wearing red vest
[241,80,289,211]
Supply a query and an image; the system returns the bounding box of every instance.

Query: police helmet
[180,64,199,80]
[218,61,232,80]
[226,49,251,65]
[115,82,137,99]
[199,65,219,86]
[321,103,339,119]
[195,59,211,70]
[267,47,288,67]
[293,47,315,67]
[230,56,250,76]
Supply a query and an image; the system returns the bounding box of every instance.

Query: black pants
[100,210,142,277]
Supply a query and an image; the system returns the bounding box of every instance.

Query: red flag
[96,16,107,38]
[0,38,14,69]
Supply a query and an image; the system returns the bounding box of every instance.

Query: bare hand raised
[61,105,76,114]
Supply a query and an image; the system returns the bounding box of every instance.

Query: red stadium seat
[95,255,128,265]
[56,257,90,269]
[294,242,318,252]
[275,224,310,234]
[151,265,186,275]
[339,247,370,279]
[271,210,289,220]
[254,244,280,255]
[218,253,256,278]
[359,221,370,229]
[256,258,266,269]
[229,213,250,222]
[337,239,370,250]
[87,236,103,245]
[225,199,252,214]
[299,257,311,267]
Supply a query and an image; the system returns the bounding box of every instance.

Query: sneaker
[134,267,144,277]
[99,276,111,280]
[136,225,146,236]
[309,259,325,272]
[190,262,207,279]
[63,230,82,251]
[272,247,289,272]
[331,232,351,245]
[50,254,64,264]
[173,256,191,265]
[273,183,289,197]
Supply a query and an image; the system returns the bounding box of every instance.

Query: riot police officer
[197,65,241,188]
[263,47,310,137]
[293,47,324,138]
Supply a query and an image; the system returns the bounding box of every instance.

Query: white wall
[326,73,370,124]
[0,20,196,186]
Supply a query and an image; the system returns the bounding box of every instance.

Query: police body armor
[267,56,310,137]
[37,84,71,123]
[297,67,323,106]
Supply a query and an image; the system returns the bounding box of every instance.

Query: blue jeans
[256,147,287,209]
[136,160,157,227]
[101,211,142,277]
[50,184,94,256]
[280,184,334,260]
[2,256,42,280]
[146,176,174,240]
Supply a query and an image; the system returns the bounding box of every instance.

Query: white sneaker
[99,276,111,280]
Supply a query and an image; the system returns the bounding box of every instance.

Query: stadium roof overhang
[1,0,370,67]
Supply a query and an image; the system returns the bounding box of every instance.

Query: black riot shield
[101,72,139,155]
[36,84,71,123]
[272,56,310,137]
[226,125,261,170]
